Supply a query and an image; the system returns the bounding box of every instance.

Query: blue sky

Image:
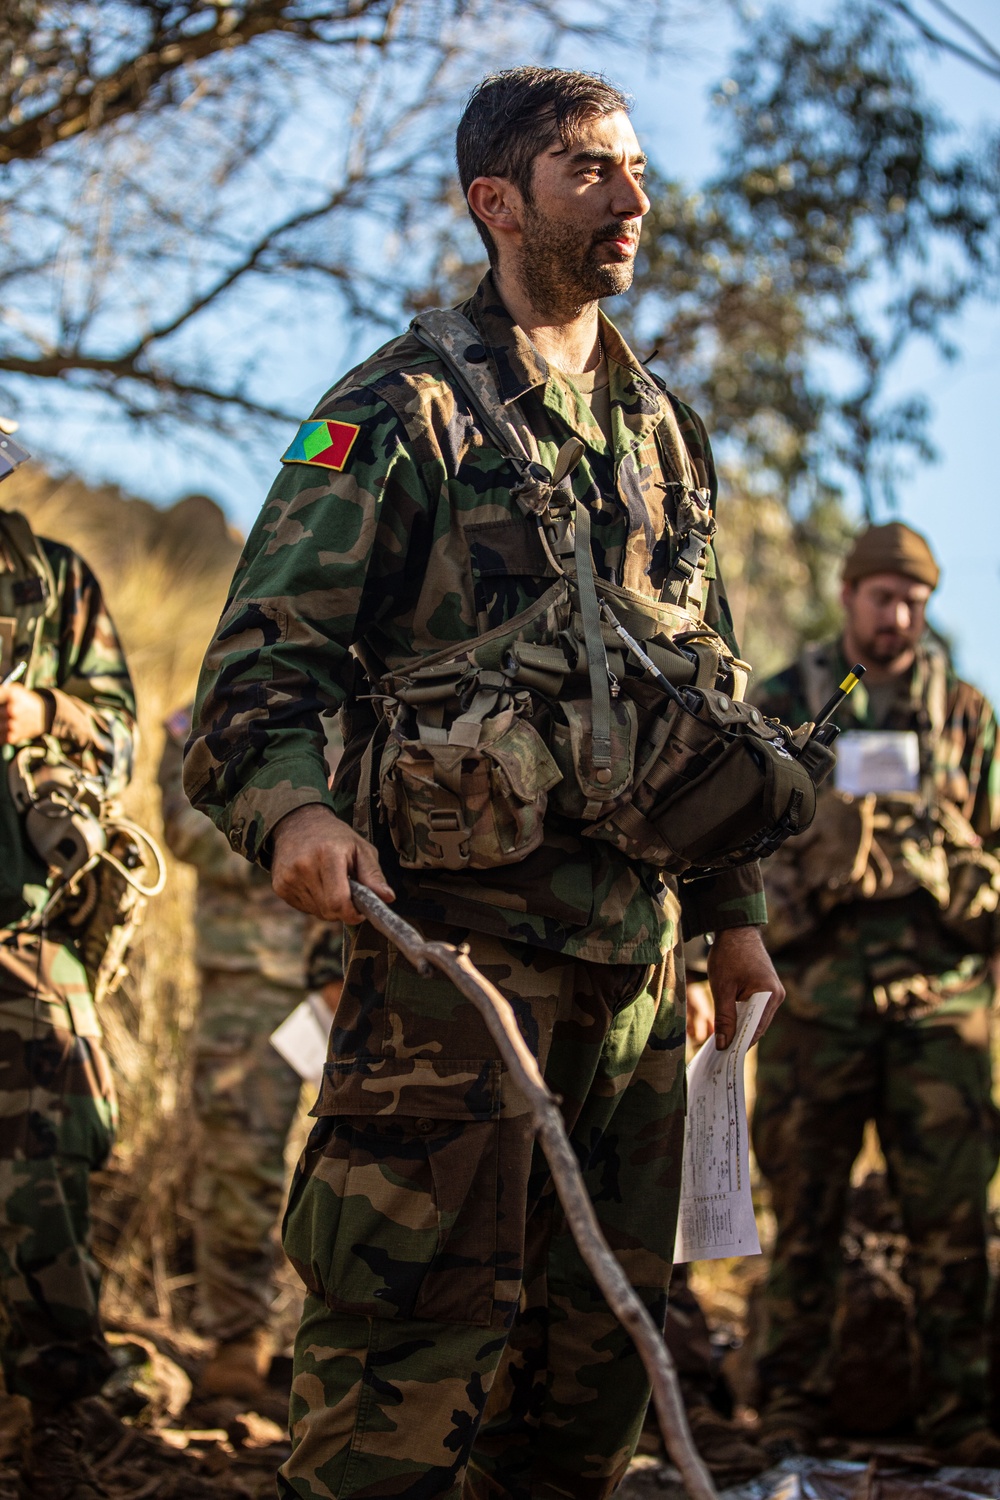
[621,0,1000,703]
[15,0,1000,701]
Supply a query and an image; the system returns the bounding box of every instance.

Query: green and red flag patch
[282,419,360,471]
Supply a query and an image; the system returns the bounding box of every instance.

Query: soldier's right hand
[271,804,395,924]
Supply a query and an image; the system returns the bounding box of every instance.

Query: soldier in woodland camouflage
[185,67,783,1500]
[0,493,135,1499]
[752,523,1000,1463]
[158,713,343,1407]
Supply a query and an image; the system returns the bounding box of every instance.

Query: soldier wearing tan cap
[749,522,1000,1462]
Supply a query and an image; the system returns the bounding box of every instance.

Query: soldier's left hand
[0,683,48,744]
[706,926,785,1051]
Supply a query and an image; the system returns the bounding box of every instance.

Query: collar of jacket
[461,272,667,449]
[829,635,952,728]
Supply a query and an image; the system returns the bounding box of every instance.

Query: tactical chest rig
[776,644,1000,952]
[364,311,835,880]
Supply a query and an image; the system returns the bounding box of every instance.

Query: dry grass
[3,463,243,1327]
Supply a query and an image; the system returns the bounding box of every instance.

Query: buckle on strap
[427,810,470,868]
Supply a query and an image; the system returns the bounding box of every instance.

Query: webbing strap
[411,307,611,768]
[574,500,612,770]
[354,718,389,844]
[411,310,554,515]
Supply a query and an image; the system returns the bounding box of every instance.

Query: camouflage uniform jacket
[0,518,135,933]
[1,524,134,794]
[756,638,1000,864]
[159,708,341,989]
[185,274,765,965]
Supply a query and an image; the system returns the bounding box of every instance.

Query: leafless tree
[0,0,675,460]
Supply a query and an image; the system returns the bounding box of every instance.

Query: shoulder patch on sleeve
[282,419,360,472]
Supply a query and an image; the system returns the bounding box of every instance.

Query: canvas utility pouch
[379,705,561,872]
[547,697,637,822]
[586,687,831,873]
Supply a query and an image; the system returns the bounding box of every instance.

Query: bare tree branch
[0,1,399,163]
[887,0,1000,82]
[2,1,684,446]
[924,0,1000,66]
[0,348,297,423]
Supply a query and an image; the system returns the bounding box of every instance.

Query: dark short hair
[456,67,631,264]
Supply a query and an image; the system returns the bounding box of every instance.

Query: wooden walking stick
[348,880,718,1500]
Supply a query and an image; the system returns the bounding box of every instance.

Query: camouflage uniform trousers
[0,934,117,1404]
[753,976,999,1442]
[279,919,687,1500]
[192,969,308,1342]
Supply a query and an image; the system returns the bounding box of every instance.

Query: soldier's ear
[467,176,524,241]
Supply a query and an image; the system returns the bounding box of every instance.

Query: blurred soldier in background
[0,428,136,1498]
[157,709,343,1409]
[752,523,1000,1463]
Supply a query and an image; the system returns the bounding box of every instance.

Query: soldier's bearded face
[842,573,932,668]
[515,110,649,313]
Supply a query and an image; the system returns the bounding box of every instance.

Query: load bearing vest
[358,310,825,875]
[786,642,1000,947]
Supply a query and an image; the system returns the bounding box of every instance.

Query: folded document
[674,989,770,1263]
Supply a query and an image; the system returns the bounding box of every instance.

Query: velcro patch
[282,419,360,472]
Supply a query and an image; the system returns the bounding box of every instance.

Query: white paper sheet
[834,729,920,796]
[269,993,335,1087]
[673,990,771,1263]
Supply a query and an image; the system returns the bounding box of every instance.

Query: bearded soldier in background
[752,523,1000,1464]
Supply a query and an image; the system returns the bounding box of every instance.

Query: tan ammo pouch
[585,687,829,874]
[378,658,562,872]
[547,697,637,821]
[942,847,1000,951]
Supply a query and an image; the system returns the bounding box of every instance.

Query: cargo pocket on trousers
[283,1057,504,1326]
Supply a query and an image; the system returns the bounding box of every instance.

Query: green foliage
[619,4,999,654]
[632,5,999,521]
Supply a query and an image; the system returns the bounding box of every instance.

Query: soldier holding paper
[751,522,1000,1462]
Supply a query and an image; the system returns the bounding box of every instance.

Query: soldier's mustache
[593,223,639,247]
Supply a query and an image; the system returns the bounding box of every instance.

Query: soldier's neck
[492,266,602,375]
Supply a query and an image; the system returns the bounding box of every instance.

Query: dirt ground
[6,1159,994,1498]
[0,1319,292,1500]
[1,1292,994,1500]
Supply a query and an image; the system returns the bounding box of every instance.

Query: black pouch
[586,689,833,873]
